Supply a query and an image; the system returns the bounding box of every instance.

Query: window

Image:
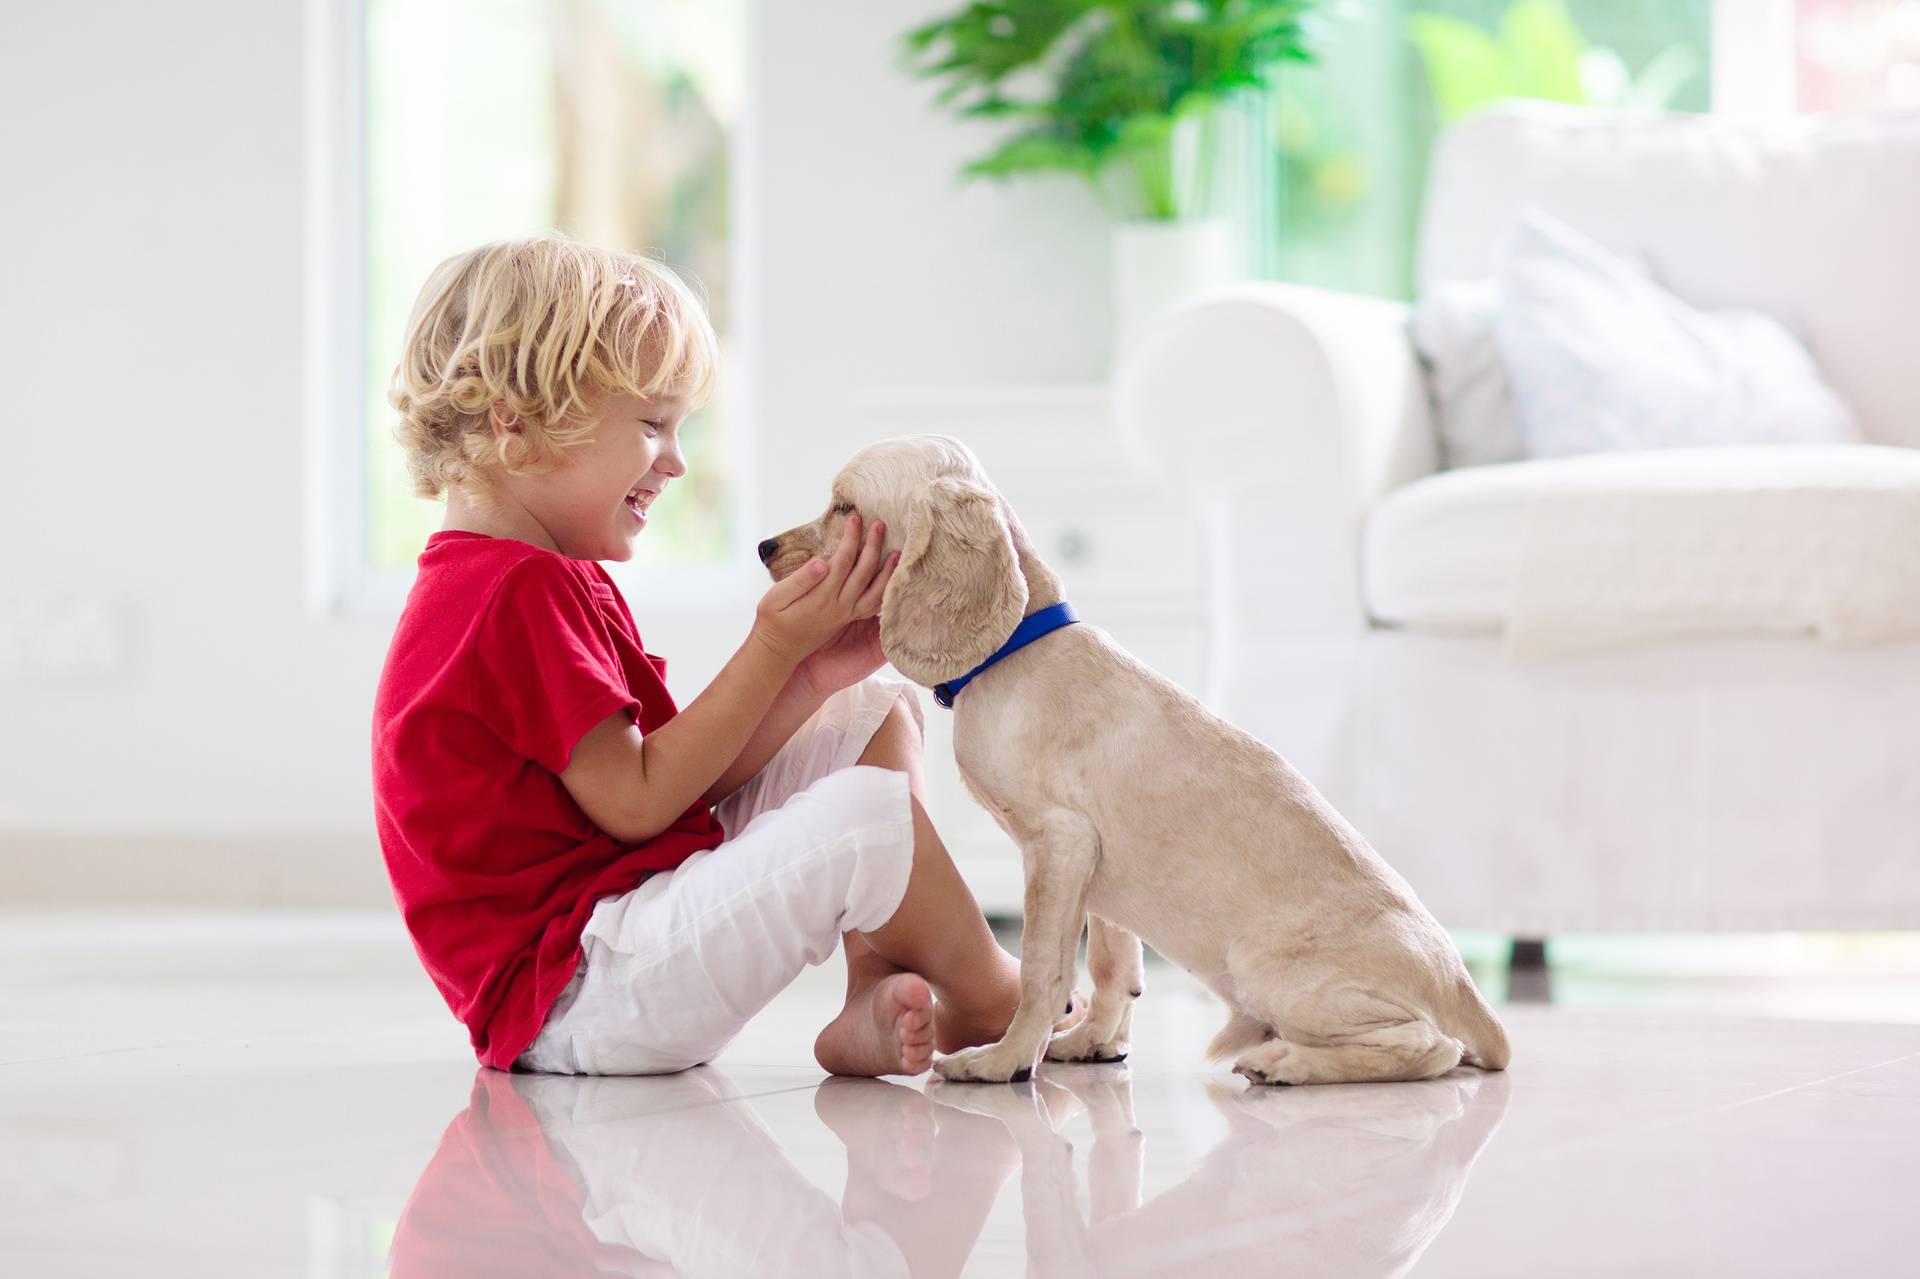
[1233,0,1912,301]
[1250,0,1714,300]
[316,0,746,611]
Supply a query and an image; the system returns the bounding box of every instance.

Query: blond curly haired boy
[372,235,1068,1076]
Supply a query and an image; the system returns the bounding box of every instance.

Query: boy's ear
[486,400,530,470]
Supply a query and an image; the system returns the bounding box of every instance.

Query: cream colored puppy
[761,436,1510,1086]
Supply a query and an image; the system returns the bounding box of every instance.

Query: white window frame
[303,0,765,619]
[1711,0,1800,117]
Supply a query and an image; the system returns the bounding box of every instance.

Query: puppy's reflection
[388,1067,1013,1278]
[389,1065,1505,1278]
[926,1067,1511,1279]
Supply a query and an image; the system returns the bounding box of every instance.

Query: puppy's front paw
[1045,1020,1129,1064]
[933,1042,1034,1084]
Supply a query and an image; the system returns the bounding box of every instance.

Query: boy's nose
[757,537,779,565]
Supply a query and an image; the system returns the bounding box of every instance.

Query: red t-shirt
[372,531,724,1070]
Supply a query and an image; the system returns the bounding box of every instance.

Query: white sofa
[1115,102,1920,936]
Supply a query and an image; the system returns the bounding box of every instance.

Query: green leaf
[1113,112,1174,150]
[963,127,1099,179]
[904,1,1322,192]
[1407,14,1510,123]
[1499,0,1585,104]
[1622,42,1700,111]
[960,95,1050,118]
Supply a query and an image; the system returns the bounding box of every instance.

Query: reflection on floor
[399,1062,1507,1276]
[4,912,1918,1277]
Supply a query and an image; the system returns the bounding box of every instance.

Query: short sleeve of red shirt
[472,557,641,775]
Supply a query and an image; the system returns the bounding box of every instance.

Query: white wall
[0,0,1110,903]
[747,0,1112,506]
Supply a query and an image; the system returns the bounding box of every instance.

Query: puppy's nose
[757,537,779,565]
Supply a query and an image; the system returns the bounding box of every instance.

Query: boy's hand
[752,514,898,668]
[795,618,886,698]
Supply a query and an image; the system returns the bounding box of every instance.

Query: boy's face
[502,390,691,562]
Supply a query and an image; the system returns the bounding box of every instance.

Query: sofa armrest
[1114,283,1436,648]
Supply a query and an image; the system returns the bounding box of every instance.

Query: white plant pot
[1111,217,1235,359]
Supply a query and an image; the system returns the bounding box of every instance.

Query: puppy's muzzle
[757,536,779,565]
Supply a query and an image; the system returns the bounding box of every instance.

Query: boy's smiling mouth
[624,484,659,521]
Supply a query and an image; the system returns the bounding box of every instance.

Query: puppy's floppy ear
[879,477,1028,686]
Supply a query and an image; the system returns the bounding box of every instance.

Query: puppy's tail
[1449,980,1512,1071]
[1204,1009,1274,1062]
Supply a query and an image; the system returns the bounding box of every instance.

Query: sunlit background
[364,0,742,571]
[1,0,1914,1009]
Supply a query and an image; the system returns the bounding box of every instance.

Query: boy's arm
[560,515,894,844]
[693,670,827,808]
[561,630,800,844]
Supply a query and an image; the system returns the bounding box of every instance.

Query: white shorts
[515,675,922,1076]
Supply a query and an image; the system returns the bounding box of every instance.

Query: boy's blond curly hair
[389,234,718,500]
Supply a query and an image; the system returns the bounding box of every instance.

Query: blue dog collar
[932,601,1081,709]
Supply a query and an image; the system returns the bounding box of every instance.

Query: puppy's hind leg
[1047,916,1142,1064]
[1227,948,1463,1085]
[1233,1019,1462,1086]
[1202,1009,1273,1063]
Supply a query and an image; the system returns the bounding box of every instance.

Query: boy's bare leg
[867,794,1029,1052]
[810,691,998,1067]
[812,693,1080,1077]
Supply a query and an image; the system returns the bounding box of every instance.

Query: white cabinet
[851,386,1207,916]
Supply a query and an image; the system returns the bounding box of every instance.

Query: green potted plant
[902,0,1320,351]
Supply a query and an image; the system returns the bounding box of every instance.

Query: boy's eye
[642,421,662,436]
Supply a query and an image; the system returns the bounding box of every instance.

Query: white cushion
[1407,279,1521,468]
[1409,229,1655,469]
[1364,445,1920,632]
[1418,102,1920,448]
[1495,209,1861,457]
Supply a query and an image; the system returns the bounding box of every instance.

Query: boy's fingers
[768,558,828,609]
[853,550,900,618]
[823,515,862,594]
[842,519,885,602]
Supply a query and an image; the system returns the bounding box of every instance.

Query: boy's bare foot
[815,972,937,1077]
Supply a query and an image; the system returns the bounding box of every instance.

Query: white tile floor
[5,912,1919,1277]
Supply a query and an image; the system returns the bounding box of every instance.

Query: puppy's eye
[832,502,854,515]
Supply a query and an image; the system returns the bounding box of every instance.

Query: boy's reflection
[390,1067,1011,1278]
[391,1063,1507,1278]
